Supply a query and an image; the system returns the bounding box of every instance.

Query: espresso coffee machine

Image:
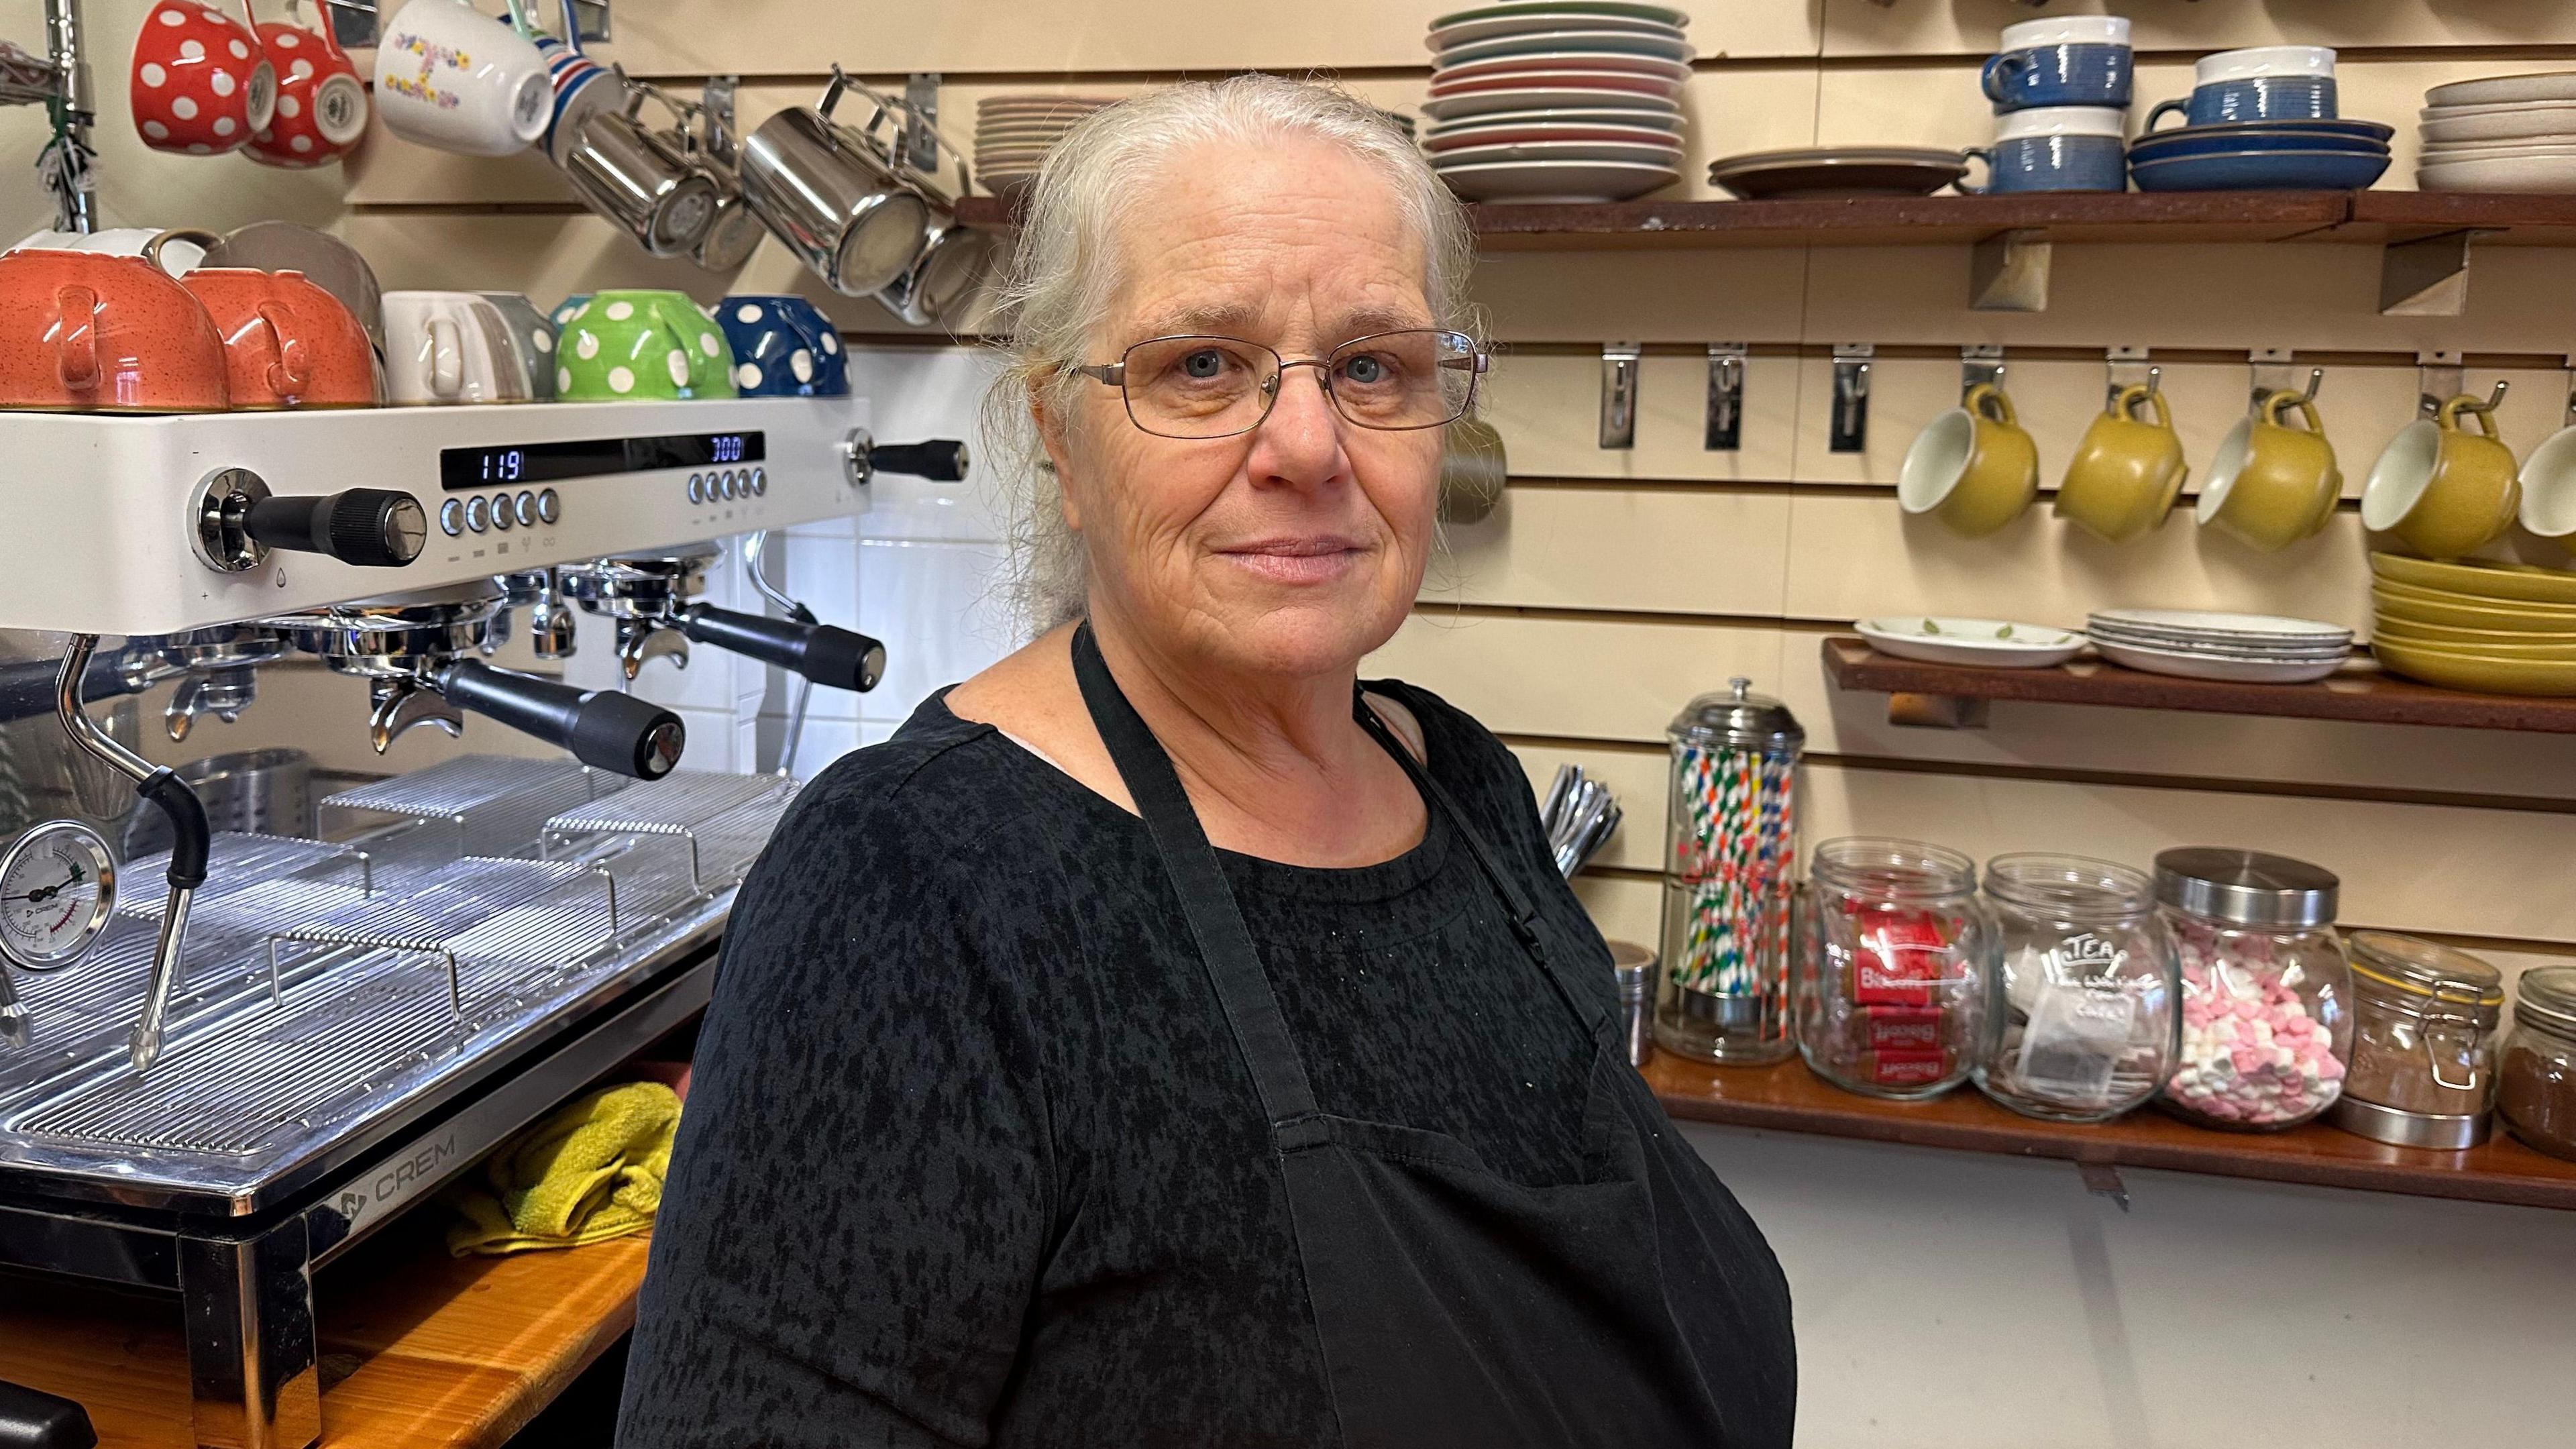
[0,396,961,1448]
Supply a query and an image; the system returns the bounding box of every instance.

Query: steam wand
[56,633,208,1073]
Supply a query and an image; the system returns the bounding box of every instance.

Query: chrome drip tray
[0,758,794,1213]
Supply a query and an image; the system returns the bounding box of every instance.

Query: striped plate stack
[976,93,1118,204]
[1421,1,1693,203]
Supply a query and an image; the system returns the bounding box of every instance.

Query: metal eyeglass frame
[1069,329,1489,440]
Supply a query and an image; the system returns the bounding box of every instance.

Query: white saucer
[2424,72,2576,109]
[2095,639,2348,683]
[1433,157,1679,201]
[1856,618,2084,668]
[1432,138,1682,166]
[1435,27,1695,65]
[1421,86,1682,121]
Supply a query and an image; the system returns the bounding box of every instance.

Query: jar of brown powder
[2327,932,2502,1150]
[2500,965,2576,1163]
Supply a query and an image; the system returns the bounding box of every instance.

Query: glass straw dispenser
[1655,678,1803,1065]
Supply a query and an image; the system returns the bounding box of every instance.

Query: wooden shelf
[0,1217,647,1448]
[1823,637,2576,735]
[951,191,2576,250]
[1646,1054,2576,1213]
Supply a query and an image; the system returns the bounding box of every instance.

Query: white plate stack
[2086,608,2355,684]
[2418,72,2576,193]
[976,94,1120,203]
[1420,1,1692,203]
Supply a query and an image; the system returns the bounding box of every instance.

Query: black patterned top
[620,684,1758,1447]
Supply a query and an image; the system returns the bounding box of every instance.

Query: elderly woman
[621,76,1793,1448]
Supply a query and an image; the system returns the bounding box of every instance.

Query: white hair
[978,74,1480,635]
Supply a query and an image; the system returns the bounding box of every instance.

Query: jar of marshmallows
[2153,848,2351,1131]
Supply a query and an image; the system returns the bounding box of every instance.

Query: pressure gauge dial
[0,822,117,971]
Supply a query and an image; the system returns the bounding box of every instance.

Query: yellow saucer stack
[2369,553,2576,695]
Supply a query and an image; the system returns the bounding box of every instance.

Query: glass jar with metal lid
[1796,837,1990,1099]
[1974,853,2178,1123]
[2500,965,2576,1163]
[2328,932,2504,1148]
[2154,848,2351,1131]
[1655,678,1803,1065]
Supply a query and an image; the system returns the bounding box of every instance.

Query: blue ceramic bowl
[2130,130,2392,160]
[1982,42,2133,112]
[718,294,850,397]
[2129,148,2390,192]
[2129,117,2392,151]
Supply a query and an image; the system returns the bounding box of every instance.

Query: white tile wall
[535,347,1020,780]
[775,345,1020,777]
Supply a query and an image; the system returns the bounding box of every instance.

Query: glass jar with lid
[1655,678,1802,1065]
[2500,965,2576,1163]
[1796,837,1990,1099]
[2328,932,2504,1149]
[1973,853,2178,1123]
[2154,848,2351,1131]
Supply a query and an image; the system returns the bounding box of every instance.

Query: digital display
[439,432,765,490]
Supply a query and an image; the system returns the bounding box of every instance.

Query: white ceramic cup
[11,227,206,275]
[371,0,551,157]
[2196,45,2337,83]
[382,290,529,405]
[2522,423,2576,541]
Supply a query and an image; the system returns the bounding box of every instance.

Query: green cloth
[445,1081,681,1256]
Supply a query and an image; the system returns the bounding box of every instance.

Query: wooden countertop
[0,1216,647,1448]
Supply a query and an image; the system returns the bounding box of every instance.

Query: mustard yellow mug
[2056,383,2188,543]
[2197,391,2342,552]
[2362,394,2521,561]
[1898,382,2040,538]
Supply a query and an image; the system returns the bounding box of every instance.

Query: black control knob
[433,661,686,780]
[680,604,885,692]
[246,488,427,567]
[868,439,971,482]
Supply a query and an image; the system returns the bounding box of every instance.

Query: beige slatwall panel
[23,0,2576,961]
[343,69,1828,209]
[1487,740,2576,944]
[595,0,1824,73]
[1820,0,2576,57]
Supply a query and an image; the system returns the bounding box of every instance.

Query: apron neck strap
[1071,621,1321,1125]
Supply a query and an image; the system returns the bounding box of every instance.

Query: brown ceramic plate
[1706,146,1969,200]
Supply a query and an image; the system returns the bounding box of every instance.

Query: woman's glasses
[1070,329,1487,440]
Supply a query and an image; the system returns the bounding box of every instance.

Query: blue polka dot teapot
[716,294,849,398]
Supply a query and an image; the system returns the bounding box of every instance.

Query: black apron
[1070,625,1795,1449]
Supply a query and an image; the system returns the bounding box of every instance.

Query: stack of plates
[977,94,1118,203]
[2370,553,2576,695]
[1420,1,1690,202]
[2418,72,2576,193]
[2087,608,2355,683]
[2127,119,2393,192]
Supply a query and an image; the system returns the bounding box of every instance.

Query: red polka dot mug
[249,1,368,169]
[129,0,278,156]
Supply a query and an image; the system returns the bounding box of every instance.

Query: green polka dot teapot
[555,289,736,401]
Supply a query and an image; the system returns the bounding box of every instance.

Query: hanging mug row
[1898,375,2573,560]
